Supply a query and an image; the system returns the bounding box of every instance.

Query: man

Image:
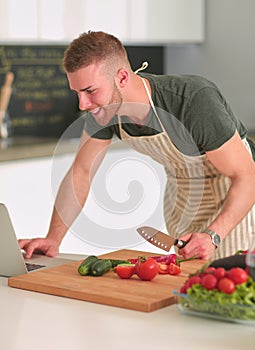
[19,31,255,261]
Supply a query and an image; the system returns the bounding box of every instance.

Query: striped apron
[118,78,255,259]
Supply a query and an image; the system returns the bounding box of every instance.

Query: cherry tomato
[214,267,226,280]
[228,267,248,285]
[217,277,236,294]
[115,264,136,279]
[179,275,201,294]
[135,257,158,281]
[187,275,202,287]
[180,283,189,294]
[203,267,216,274]
[158,262,169,274]
[201,274,218,290]
[168,263,181,275]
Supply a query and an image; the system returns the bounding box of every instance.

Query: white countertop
[1,254,254,350]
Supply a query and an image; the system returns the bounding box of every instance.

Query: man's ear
[115,68,129,87]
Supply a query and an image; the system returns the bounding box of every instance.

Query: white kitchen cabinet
[81,0,205,44]
[127,0,205,43]
[0,0,204,44]
[0,0,38,40]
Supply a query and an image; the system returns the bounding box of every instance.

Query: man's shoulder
[141,73,217,95]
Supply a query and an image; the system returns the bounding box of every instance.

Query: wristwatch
[202,228,221,248]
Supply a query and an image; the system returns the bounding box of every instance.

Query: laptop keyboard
[25,262,46,271]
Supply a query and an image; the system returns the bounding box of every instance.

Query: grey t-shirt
[83,73,255,158]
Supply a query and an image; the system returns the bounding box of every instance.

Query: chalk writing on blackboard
[0,45,78,137]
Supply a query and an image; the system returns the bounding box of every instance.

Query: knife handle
[174,239,187,248]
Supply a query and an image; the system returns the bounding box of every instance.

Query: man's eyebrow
[79,85,94,92]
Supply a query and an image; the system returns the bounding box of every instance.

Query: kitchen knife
[137,226,187,252]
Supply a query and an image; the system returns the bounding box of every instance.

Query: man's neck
[118,74,152,124]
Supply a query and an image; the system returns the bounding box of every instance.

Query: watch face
[212,234,221,246]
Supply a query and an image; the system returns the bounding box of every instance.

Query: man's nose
[79,94,93,111]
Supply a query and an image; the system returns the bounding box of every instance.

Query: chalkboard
[125,46,164,75]
[0,44,164,138]
[0,45,79,137]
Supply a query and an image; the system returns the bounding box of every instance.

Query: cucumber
[90,259,112,276]
[78,255,98,276]
[109,259,131,268]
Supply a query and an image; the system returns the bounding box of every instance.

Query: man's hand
[18,238,60,259]
[178,232,216,260]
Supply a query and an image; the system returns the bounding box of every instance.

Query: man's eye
[86,89,96,94]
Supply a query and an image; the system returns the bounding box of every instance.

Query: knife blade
[137,226,187,252]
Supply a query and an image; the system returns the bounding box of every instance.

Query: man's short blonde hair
[63,31,131,74]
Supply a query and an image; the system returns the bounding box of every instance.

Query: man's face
[67,63,123,126]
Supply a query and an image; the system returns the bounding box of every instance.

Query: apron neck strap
[135,61,149,74]
[141,78,166,133]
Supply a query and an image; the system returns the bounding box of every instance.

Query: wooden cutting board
[8,249,206,312]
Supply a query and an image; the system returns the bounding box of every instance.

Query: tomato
[168,263,181,275]
[203,267,216,274]
[158,262,169,274]
[217,277,236,294]
[214,267,226,280]
[228,267,248,285]
[180,282,189,294]
[201,274,217,290]
[135,257,158,281]
[180,275,201,293]
[115,264,136,279]
[187,275,202,287]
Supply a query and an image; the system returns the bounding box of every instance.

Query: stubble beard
[95,83,123,126]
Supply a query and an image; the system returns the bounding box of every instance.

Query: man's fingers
[18,238,59,259]
[18,238,32,249]
[19,238,42,258]
[24,240,40,258]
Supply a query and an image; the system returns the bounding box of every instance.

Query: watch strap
[202,228,221,247]
[203,228,217,236]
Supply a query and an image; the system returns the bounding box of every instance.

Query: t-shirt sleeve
[184,87,238,152]
[83,112,114,139]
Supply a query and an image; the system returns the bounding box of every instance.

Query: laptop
[0,203,80,277]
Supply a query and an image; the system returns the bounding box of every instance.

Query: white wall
[165,0,255,132]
